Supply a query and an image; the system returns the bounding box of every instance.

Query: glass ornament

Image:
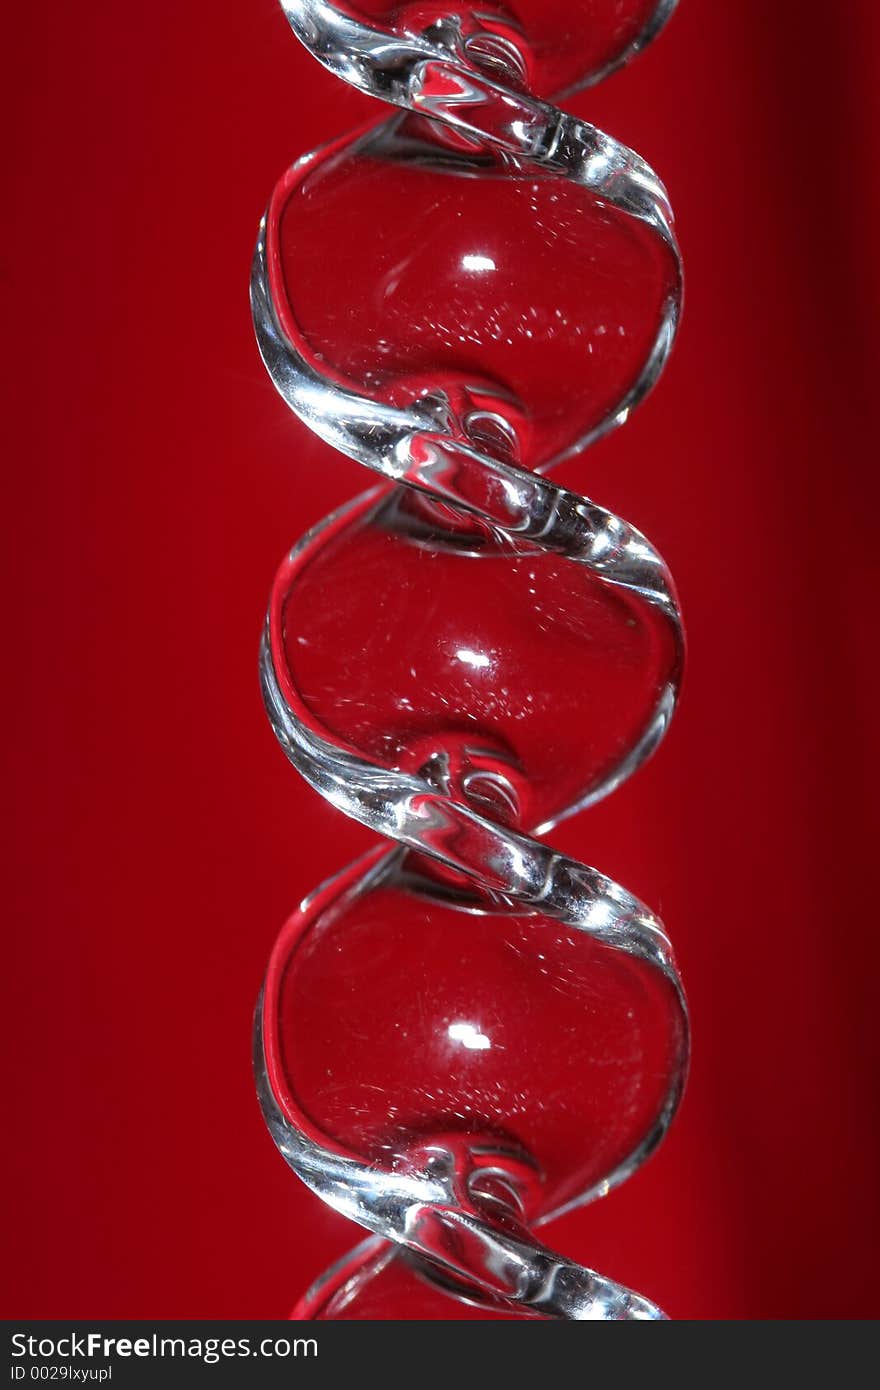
[251,0,687,1320]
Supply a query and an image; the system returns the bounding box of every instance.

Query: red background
[4,0,879,1319]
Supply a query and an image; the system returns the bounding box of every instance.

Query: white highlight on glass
[455,647,490,669]
[461,254,496,272]
[448,1022,491,1051]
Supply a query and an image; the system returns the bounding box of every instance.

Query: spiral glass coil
[252,0,688,1320]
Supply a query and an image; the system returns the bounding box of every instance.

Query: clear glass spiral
[251,0,688,1321]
